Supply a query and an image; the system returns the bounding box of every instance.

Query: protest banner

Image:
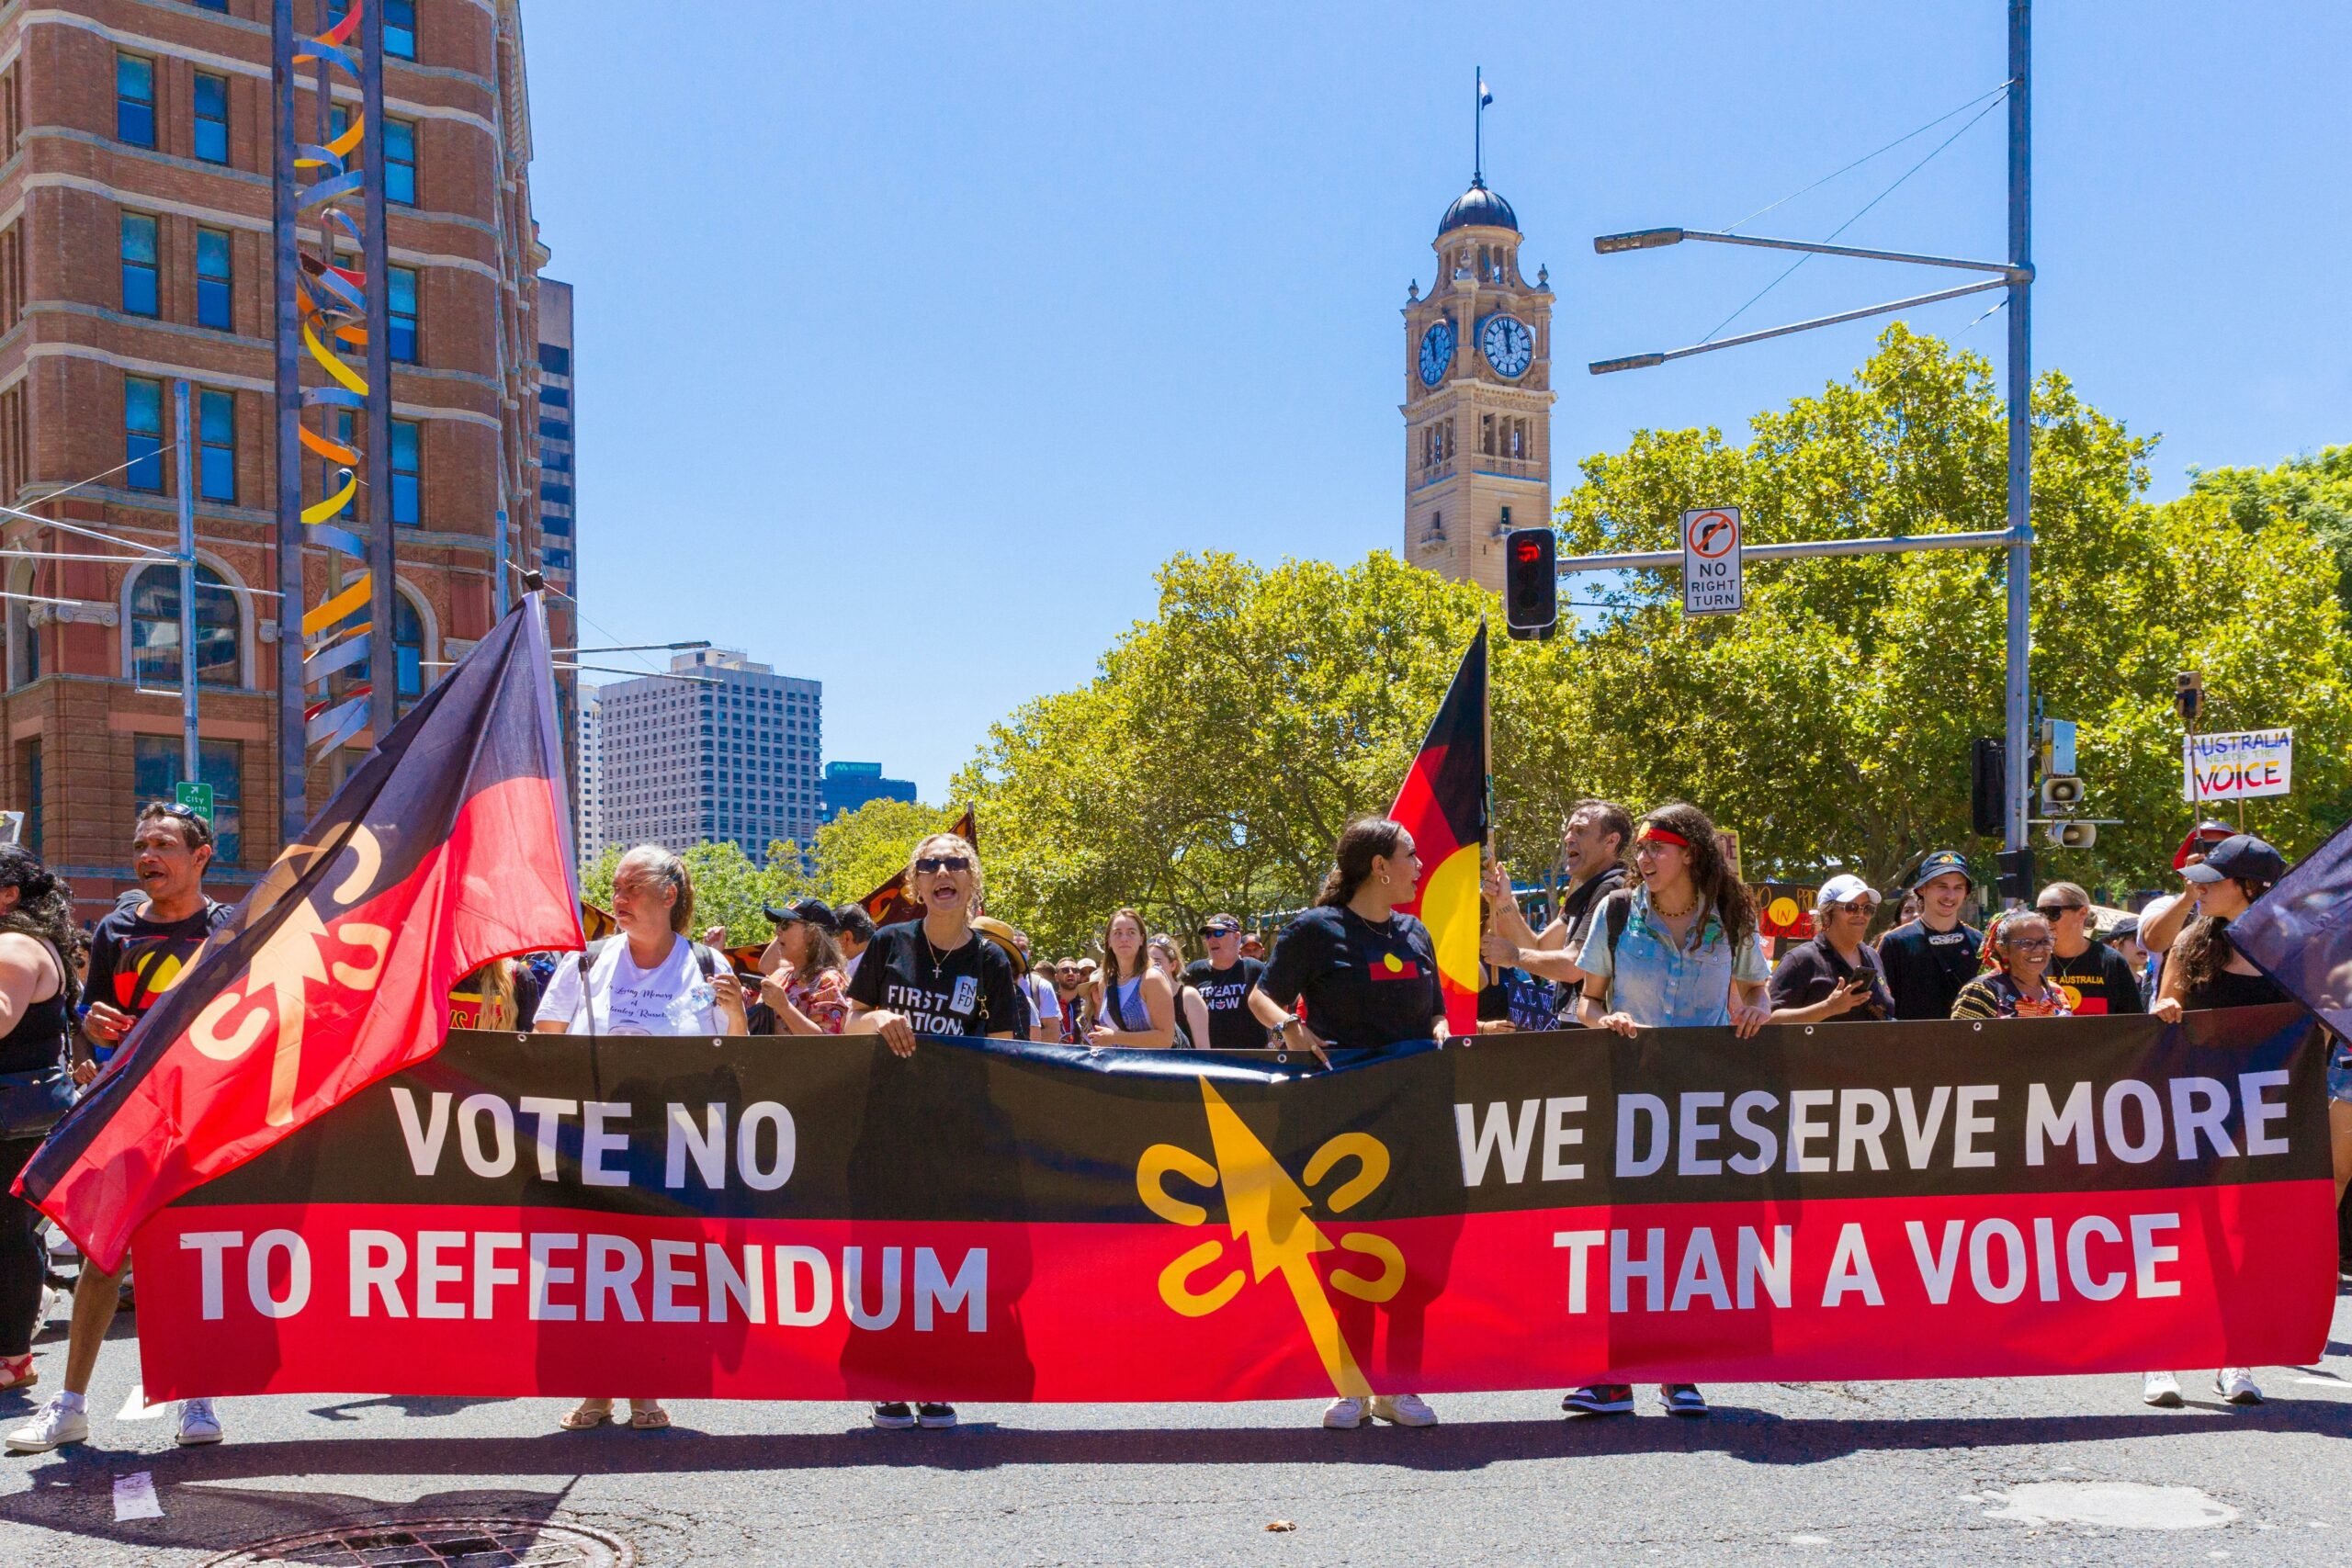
[2183,728,2293,804]
[129,1007,2331,1403]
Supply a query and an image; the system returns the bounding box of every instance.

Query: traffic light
[1996,847,2036,903]
[1503,527,1557,641]
[1970,738,2006,838]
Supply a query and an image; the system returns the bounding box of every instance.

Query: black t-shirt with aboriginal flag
[1256,905,1442,1052]
[84,898,232,1064]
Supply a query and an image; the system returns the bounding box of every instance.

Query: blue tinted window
[537,418,570,441]
[124,377,164,491]
[117,55,154,147]
[539,482,571,504]
[538,388,570,410]
[132,736,243,866]
[392,593,423,699]
[390,419,420,525]
[383,119,416,206]
[193,73,229,164]
[119,214,159,316]
[387,266,417,362]
[196,228,232,330]
[198,390,236,502]
[537,344,570,375]
[386,0,417,59]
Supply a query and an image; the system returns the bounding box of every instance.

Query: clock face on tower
[1418,320,1456,387]
[1480,313,1534,378]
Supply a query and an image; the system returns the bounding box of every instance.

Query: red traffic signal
[1503,526,1556,639]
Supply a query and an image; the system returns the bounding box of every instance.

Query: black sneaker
[1562,1383,1634,1416]
[1659,1383,1708,1417]
[916,1402,957,1429]
[870,1402,916,1430]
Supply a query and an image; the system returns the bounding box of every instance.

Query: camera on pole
[1503,526,1557,641]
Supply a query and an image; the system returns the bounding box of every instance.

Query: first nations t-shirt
[844,920,1022,1038]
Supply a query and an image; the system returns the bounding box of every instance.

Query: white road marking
[112,1472,162,1520]
[1984,1483,2238,1530]
[115,1383,168,1421]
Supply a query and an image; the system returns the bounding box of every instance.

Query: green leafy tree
[2184,444,2352,614]
[578,840,815,945]
[808,797,967,909]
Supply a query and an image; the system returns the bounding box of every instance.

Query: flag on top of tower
[1479,75,1493,107]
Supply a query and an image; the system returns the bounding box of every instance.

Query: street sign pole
[171,379,199,788]
[2001,0,2035,876]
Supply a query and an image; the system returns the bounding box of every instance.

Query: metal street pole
[361,0,396,741]
[271,0,309,845]
[171,380,198,785]
[2002,0,2034,874]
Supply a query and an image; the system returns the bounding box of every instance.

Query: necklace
[1651,890,1698,919]
[921,923,964,981]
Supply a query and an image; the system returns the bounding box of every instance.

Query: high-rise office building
[0,0,564,910]
[536,276,574,589]
[593,649,820,863]
[821,761,916,823]
[576,684,605,861]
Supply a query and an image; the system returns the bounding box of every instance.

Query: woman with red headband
[1562,801,1768,1421]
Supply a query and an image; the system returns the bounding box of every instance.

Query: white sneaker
[2216,1368,2263,1404]
[2142,1371,2183,1407]
[175,1398,222,1446]
[1369,1393,1438,1427]
[1321,1396,1367,1429]
[6,1395,89,1453]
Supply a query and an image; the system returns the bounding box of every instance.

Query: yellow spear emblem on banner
[1136,1077,1406,1398]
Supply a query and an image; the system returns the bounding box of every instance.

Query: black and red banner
[129,1005,2332,1403]
[20,593,583,1270]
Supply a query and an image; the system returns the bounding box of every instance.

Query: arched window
[127,563,240,688]
[392,591,424,702]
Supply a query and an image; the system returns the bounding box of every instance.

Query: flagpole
[1480,618,1494,863]
[1474,64,1482,181]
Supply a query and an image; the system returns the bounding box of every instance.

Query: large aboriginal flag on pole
[1388,624,1488,1034]
[17,592,584,1271]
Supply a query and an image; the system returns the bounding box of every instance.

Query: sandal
[559,1400,613,1430]
[628,1404,670,1430]
[0,1353,32,1394]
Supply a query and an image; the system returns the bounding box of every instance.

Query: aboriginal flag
[1388,625,1487,1034]
[862,807,978,927]
[2233,814,2352,1041]
[17,593,584,1270]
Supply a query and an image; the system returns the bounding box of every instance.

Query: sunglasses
[1827,899,1877,915]
[2035,903,2086,917]
[914,856,971,874]
[1199,926,1238,939]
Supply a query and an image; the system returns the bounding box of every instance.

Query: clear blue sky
[525,1,2349,802]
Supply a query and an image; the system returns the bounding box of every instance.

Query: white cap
[1817,874,1879,908]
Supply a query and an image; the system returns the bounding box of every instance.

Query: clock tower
[1402,175,1555,592]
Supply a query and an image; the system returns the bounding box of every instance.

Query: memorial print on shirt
[845,919,1022,1038]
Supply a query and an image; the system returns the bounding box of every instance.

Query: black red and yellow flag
[18,593,584,1270]
[861,807,978,928]
[1388,625,1487,1034]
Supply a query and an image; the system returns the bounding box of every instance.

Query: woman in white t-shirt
[534,844,744,1431]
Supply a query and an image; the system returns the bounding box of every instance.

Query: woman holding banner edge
[1248,816,1447,1430]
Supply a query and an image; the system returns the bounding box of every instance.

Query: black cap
[2181,834,2287,885]
[833,903,876,941]
[1911,850,1973,891]
[763,897,838,931]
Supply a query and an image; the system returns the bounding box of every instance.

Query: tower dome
[1437,175,1519,236]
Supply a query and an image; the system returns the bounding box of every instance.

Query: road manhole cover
[200,1517,633,1567]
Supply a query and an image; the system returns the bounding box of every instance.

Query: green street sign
[174,781,215,823]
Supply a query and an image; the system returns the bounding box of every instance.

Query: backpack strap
[1603,887,1635,965]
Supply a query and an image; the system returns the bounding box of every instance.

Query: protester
[1949,909,2071,1020]
[1184,914,1269,1052]
[752,897,849,1036]
[1246,816,1445,1430]
[1027,960,1065,1043]
[9,803,233,1453]
[1479,798,1634,1026]
[2105,916,2155,1007]
[1090,908,1178,1049]
[1051,957,1093,1044]
[0,846,78,1401]
[1148,933,1210,1048]
[535,844,744,1433]
[2037,881,2146,1015]
[2142,834,2291,1409]
[1877,851,1986,1021]
[834,902,876,983]
[1540,802,1763,1421]
[1888,891,1922,931]
[1767,874,1895,1022]
[2133,821,2239,976]
[842,831,1019,1431]
[1238,931,1267,962]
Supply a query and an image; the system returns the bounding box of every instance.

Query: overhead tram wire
[1701,86,2012,346]
[508,559,712,686]
[1720,79,2014,236]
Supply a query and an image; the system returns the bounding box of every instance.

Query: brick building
[0,0,568,913]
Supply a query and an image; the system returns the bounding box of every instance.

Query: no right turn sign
[1681,506,1744,616]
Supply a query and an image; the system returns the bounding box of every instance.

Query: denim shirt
[1575,886,1769,1029]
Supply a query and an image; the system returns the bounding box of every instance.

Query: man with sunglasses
[10,802,234,1454]
[2035,880,2145,1016]
[1183,915,1270,1053]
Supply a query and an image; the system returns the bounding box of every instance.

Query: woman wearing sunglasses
[1949,909,2072,1020]
[842,830,1021,1432]
[1768,874,1894,1023]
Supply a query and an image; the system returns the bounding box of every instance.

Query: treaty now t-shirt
[845,920,1022,1038]
[1183,956,1268,1053]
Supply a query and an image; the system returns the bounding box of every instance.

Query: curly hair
[1637,803,1753,952]
[1981,907,2050,973]
[0,843,77,997]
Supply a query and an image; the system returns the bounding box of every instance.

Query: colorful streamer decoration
[289,1,379,757]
